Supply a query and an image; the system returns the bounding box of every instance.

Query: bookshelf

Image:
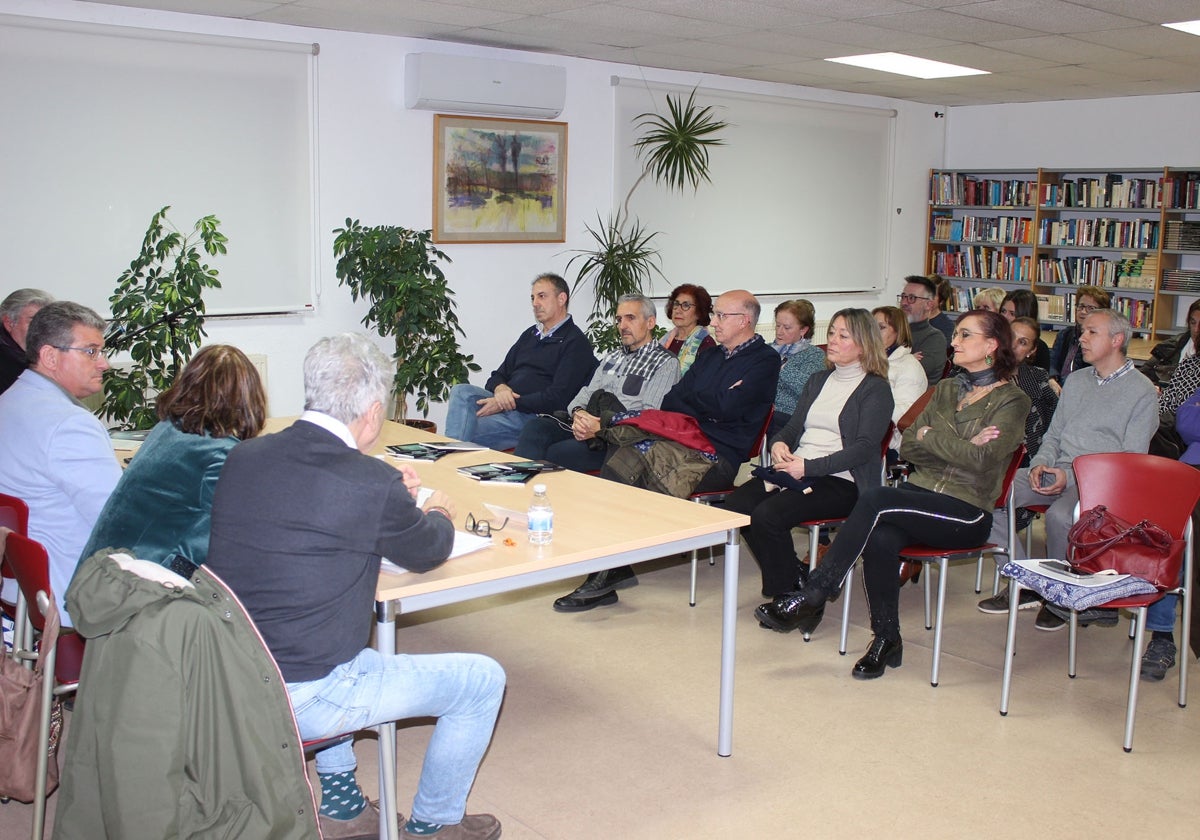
[927,167,1200,340]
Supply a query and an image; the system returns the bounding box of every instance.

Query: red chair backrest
[0,493,29,585]
[4,532,54,633]
[1073,453,1200,540]
[995,445,1028,509]
[746,407,774,461]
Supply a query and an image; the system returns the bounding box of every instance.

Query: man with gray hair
[513,293,680,472]
[0,301,120,624]
[207,333,505,840]
[0,287,55,393]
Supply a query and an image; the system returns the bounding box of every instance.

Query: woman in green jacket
[756,310,1030,680]
[79,344,266,575]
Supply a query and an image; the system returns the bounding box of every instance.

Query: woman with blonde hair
[973,287,1005,313]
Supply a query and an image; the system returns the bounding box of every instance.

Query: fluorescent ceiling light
[1163,20,1200,36]
[825,52,988,80]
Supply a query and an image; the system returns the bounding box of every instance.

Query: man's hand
[422,489,456,520]
[491,384,518,412]
[397,464,422,500]
[571,410,601,441]
[1029,465,1067,496]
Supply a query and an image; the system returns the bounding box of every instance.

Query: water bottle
[528,483,553,545]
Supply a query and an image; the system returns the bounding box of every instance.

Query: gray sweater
[1031,362,1158,486]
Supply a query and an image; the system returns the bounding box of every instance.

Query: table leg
[375,599,400,840]
[719,528,739,756]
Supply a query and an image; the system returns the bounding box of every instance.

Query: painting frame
[433,114,568,244]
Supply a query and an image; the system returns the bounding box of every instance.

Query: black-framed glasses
[672,300,695,311]
[53,345,103,358]
[897,294,932,304]
[465,513,508,537]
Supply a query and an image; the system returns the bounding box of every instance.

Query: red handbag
[1066,505,1183,590]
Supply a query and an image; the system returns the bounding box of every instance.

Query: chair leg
[839,563,855,655]
[1124,607,1148,752]
[930,557,949,687]
[1068,611,1079,678]
[974,553,984,594]
[31,644,56,840]
[1180,579,1192,709]
[922,560,933,631]
[807,526,820,573]
[1000,580,1022,715]
[689,549,698,607]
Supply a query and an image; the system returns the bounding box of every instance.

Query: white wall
[9,0,944,427]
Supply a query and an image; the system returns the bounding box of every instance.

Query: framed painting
[433,114,567,243]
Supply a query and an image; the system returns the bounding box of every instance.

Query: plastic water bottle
[528,483,553,545]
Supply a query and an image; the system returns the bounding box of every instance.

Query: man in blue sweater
[553,289,779,611]
[445,273,597,450]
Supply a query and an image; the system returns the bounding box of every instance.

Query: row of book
[1112,297,1155,329]
[930,175,1037,208]
[1038,217,1159,250]
[1164,173,1200,210]
[931,213,1033,244]
[933,247,1029,282]
[1162,269,1200,294]
[1035,255,1159,288]
[1039,176,1161,210]
[1164,220,1200,250]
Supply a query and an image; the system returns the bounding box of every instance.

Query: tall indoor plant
[333,219,479,422]
[569,89,727,351]
[102,206,226,429]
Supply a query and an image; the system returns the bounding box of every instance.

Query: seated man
[553,289,779,612]
[0,301,120,623]
[207,334,505,840]
[0,287,54,394]
[513,293,679,472]
[977,308,1157,633]
[899,274,948,385]
[445,272,596,449]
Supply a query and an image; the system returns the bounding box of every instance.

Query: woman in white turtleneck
[718,309,894,602]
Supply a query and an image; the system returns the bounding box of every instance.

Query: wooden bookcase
[927,167,1200,341]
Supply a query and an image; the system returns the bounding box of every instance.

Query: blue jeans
[287,648,505,824]
[444,384,532,449]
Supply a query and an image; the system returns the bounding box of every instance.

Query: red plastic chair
[897,444,1026,687]
[4,532,81,839]
[687,407,774,606]
[1000,453,1200,751]
[1,493,31,655]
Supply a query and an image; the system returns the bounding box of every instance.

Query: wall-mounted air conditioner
[404,53,566,120]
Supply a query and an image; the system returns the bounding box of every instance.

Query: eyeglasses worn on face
[951,328,978,341]
[465,513,508,537]
[672,301,695,311]
[53,345,103,358]
[712,311,749,322]
[1077,304,1100,314]
[897,294,932,304]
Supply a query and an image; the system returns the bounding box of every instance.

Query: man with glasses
[552,289,778,612]
[513,293,680,473]
[1049,285,1111,385]
[898,275,948,384]
[0,301,121,625]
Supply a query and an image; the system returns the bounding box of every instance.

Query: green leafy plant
[570,89,727,352]
[102,206,225,430]
[333,219,479,420]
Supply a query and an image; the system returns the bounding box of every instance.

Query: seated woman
[659,283,715,374]
[872,305,927,450]
[756,310,1030,679]
[769,299,827,435]
[1000,288,1051,370]
[718,308,892,600]
[973,287,1005,313]
[1142,299,1200,385]
[80,344,267,572]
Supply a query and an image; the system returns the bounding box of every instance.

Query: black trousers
[807,484,992,640]
[719,476,858,597]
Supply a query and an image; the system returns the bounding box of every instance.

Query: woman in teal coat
[80,344,267,575]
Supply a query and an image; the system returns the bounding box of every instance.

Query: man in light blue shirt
[0,301,121,626]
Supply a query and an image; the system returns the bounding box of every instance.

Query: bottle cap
[533,483,546,493]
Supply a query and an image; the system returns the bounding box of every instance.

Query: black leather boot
[754,589,825,634]
[552,565,637,612]
[851,636,903,679]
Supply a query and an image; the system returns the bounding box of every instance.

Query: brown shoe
[401,813,502,840]
[320,802,403,840]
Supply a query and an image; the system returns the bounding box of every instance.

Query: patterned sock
[404,817,446,835]
[317,770,366,820]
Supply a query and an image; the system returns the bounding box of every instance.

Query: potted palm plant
[569,89,727,351]
[332,219,479,426]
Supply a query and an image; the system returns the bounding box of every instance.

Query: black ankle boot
[754,589,825,634]
[851,636,903,679]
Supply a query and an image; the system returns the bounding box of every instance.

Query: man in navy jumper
[553,289,779,611]
[445,273,596,450]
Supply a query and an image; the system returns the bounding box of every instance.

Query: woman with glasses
[999,288,1051,370]
[718,309,893,601]
[769,299,827,435]
[80,344,267,572]
[872,306,927,451]
[659,283,715,373]
[1048,285,1110,385]
[757,310,1029,680]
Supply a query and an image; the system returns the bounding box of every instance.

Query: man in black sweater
[207,334,505,840]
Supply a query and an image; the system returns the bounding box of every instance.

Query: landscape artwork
[433,115,567,243]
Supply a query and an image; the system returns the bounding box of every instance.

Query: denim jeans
[287,648,505,824]
[444,384,532,449]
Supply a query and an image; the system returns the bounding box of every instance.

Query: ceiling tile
[944,0,1144,34]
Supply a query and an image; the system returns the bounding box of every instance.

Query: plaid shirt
[570,340,680,414]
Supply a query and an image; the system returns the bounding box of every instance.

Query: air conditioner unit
[405,53,566,120]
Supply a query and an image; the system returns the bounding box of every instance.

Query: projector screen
[0,15,317,316]
[614,79,896,298]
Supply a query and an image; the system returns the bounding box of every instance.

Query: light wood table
[264,418,750,840]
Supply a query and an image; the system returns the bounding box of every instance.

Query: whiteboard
[0,15,316,316]
[614,79,895,297]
